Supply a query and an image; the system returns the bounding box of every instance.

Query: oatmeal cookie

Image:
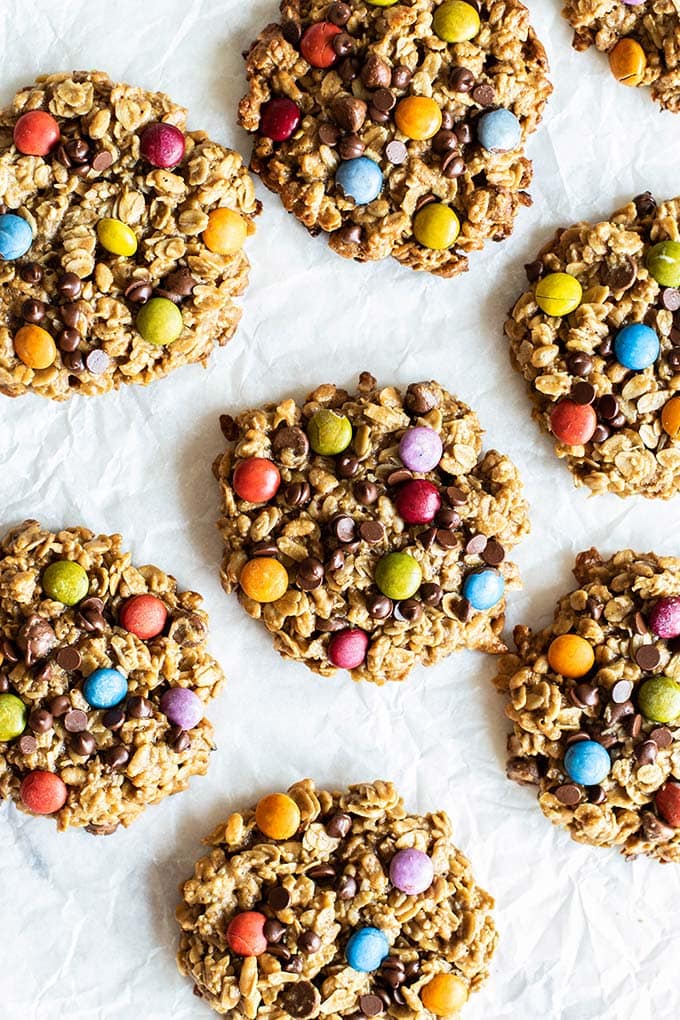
[239,0,551,276]
[505,192,680,499]
[493,547,680,862]
[0,70,258,401]
[176,779,497,1017]
[0,520,224,833]
[215,373,529,685]
[563,0,680,113]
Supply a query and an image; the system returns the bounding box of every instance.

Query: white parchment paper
[3,1,680,1017]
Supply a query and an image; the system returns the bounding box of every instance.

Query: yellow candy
[547,634,594,679]
[240,557,288,603]
[433,0,481,43]
[662,396,680,438]
[203,208,248,255]
[96,217,138,257]
[365,0,399,5]
[421,973,468,1016]
[413,203,460,250]
[13,324,56,369]
[535,272,583,317]
[136,297,184,346]
[255,792,301,839]
[609,37,646,87]
[394,96,442,141]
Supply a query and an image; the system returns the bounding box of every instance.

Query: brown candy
[331,95,367,133]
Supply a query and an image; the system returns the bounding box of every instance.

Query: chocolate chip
[277,980,320,1018]
[573,683,599,707]
[16,615,57,666]
[64,139,90,164]
[633,611,648,635]
[19,262,43,284]
[285,482,312,507]
[373,88,396,113]
[102,745,130,769]
[335,223,363,245]
[161,268,196,300]
[635,740,658,765]
[588,785,607,805]
[1,637,19,664]
[299,930,321,954]
[170,726,192,752]
[60,301,81,328]
[361,55,391,89]
[317,614,348,633]
[326,812,352,838]
[598,394,619,420]
[85,348,110,375]
[330,514,356,543]
[599,336,613,357]
[338,134,365,160]
[331,95,367,133]
[368,103,390,125]
[568,353,594,377]
[566,732,590,745]
[572,381,596,405]
[472,83,495,106]
[102,706,126,731]
[403,960,420,982]
[338,56,359,84]
[263,919,286,944]
[506,756,541,785]
[634,191,656,217]
[326,549,345,572]
[353,480,378,505]
[650,726,673,748]
[449,66,475,92]
[328,1,351,24]
[296,557,325,591]
[626,713,643,739]
[319,123,340,146]
[337,453,359,478]
[28,708,52,733]
[267,944,291,961]
[435,508,459,530]
[419,582,443,607]
[611,680,634,703]
[282,956,304,975]
[482,540,505,566]
[432,129,458,155]
[63,351,84,373]
[268,885,291,911]
[394,598,422,623]
[56,272,83,300]
[634,645,660,671]
[524,260,543,283]
[591,424,610,443]
[281,19,301,44]
[554,783,581,805]
[125,280,153,304]
[57,327,80,352]
[22,298,45,323]
[387,470,413,487]
[662,288,680,311]
[360,995,384,1017]
[641,810,675,842]
[71,731,96,756]
[668,349,680,372]
[18,734,37,755]
[465,534,487,556]
[64,709,88,733]
[443,152,466,179]
[333,31,354,56]
[50,695,70,717]
[307,863,336,881]
[436,530,459,549]
[366,593,393,619]
[91,149,113,171]
[609,412,626,429]
[418,527,438,550]
[601,258,636,292]
[605,699,634,725]
[414,193,436,213]
[390,65,411,90]
[56,143,73,168]
[359,521,385,544]
[126,695,153,719]
[336,874,357,899]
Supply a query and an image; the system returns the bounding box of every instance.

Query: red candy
[20,770,68,814]
[549,400,597,446]
[655,783,680,827]
[226,912,268,956]
[327,628,369,669]
[300,22,342,68]
[395,479,442,525]
[13,111,60,156]
[260,98,302,141]
[233,457,281,503]
[139,122,186,168]
[119,594,168,640]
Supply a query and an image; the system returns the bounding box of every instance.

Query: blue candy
[477,108,521,153]
[614,323,659,371]
[335,157,383,206]
[0,213,33,260]
[564,739,611,786]
[83,668,128,709]
[345,927,389,972]
[462,568,505,611]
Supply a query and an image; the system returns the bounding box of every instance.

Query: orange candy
[255,792,301,839]
[239,557,288,603]
[14,324,57,369]
[547,634,595,679]
[119,594,168,640]
[421,973,468,1016]
[661,396,680,438]
[233,457,281,503]
[394,96,443,140]
[202,208,247,255]
[226,911,268,956]
[20,770,68,814]
[13,110,60,156]
[549,400,597,446]
[300,22,342,68]
[609,38,646,87]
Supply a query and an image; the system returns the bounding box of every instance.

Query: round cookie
[563,0,680,113]
[493,547,680,862]
[0,70,259,401]
[0,519,224,833]
[215,372,529,684]
[239,0,551,276]
[176,779,497,1016]
[505,193,680,499]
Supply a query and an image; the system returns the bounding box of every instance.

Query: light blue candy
[345,927,389,972]
[613,323,659,371]
[0,213,33,260]
[462,568,505,611]
[335,157,383,206]
[564,739,611,786]
[477,108,521,154]
[83,668,128,709]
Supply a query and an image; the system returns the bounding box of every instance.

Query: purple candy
[160,687,203,729]
[649,597,680,640]
[389,848,434,895]
[398,427,443,473]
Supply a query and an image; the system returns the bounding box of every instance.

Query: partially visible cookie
[0,520,224,833]
[215,373,529,685]
[239,0,551,276]
[563,0,680,113]
[0,70,258,401]
[176,779,497,1017]
[494,547,680,862]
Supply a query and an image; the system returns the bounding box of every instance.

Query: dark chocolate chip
[482,539,505,566]
[449,66,475,92]
[366,593,393,619]
[634,191,656,217]
[419,582,443,606]
[641,810,675,842]
[284,482,312,507]
[650,726,672,748]
[337,453,360,478]
[634,644,661,671]
[299,930,321,954]
[572,381,596,405]
[372,88,396,113]
[22,298,45,323]
[633,611,648,635]
[394,598,422,623]
[601,258,636,292]
[524,260,543,283]
[359,520,385,544]
[264,919,286,944]
[267,944,291,961]
[554,783,581,805]
[125,280,153,304]
[336,874,357,899]
[605,699,634,725]
[281,19,302,44]
[332,32,354,57]
[391,66,412,89]
[326,812,352,838]
[60,302,81,328]
[319,123,340,146]
[442,152,466,179]
[338,133,365,160]
[328,1,351,25]
[335,223,363,245]
[56,272,83,300]
[326,549,346,572]
[568,353,594,377]
[353,480,378,505]
[28,708,53,733]
[57,327,80,352]
[282,956,304,975]
[598,394,619,420]
[50,695,71,717]
[127,695,153,719]
[19,262,43,284]
[296,557,325,591]
[91,150,113,171]
[587,785,607,805]
[361,55,391,89]
[272,426,310,460]
[277,979,319,1017]
[359,995,384,1017]
[267,886,291,911]
[306,864,336,880]
[102,745,130,769]
[71,731,96,756]
[626,713,643,739]
[635,740,658,765]
[102,706,126,731]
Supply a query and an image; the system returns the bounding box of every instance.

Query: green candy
[638,675,680,724]
[433,0,480,42]
[0,693,27,742]
[646,241,680,288]
[307,409,353,456]
[42,560,89,606]
[375,552,422,600]
[136,297,184,346]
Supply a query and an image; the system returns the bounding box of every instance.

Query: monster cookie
[176,779,497,1016]
[0,70,258,400]
[563,1,680,113]
[0,520,224,832]
[239,0,551,276]
[505,193,680,498]
[215,373,529,684]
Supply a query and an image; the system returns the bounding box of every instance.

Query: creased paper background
[2,1,680,1018]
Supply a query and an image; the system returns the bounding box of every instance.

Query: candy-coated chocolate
[139,121,186,168]
[421,973,468,1016]
[389,848,434,895]
[119,594,168,639]
[202,207,248,254]
[549,400,597,446]
[20,770,68,814]
[226,911,268,956]
[547,634,594,678]
[365,0,399,5]
[609,37,646,86]
[233,457,281,503]
[613,323,659,371]
[160,687,203,729]
[0,693,27,742]
[260,98,301,141]
[535,272,583,317]
[42,560,89,605]
[398,426,443,472]
[0,213,33,260]
[375,552,422,601]
[345,927,390,972]
[83,667,128,710]
[413,203,460,250]
[255,792,301,839]
[394,96,442,141]
[96,217,137,256]
[13,110,60,156]
[307,408,353,455]
[300,21,342,68]
[335,156,383,205]
[563,739,611,785]
[655,783,680,828]
[646,241,680,288]
[462,569,504,611]
[637,676,680,723]
[395,479,442,524]
[649,597,680,639]
[327,628,369,669]
[477,108,521,153]
[433,0,481,42]
[240,557,289,602]
[13,324,56,370]
[135,297,184,345]
[661,396,680,438]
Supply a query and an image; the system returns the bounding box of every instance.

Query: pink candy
[649,597,680,640]
[260,98,301,142]
[139,122,186,168]
[394,479,441,524]
[327,628,369,669]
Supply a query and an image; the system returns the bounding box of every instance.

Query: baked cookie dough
[494,547,680,862]
[176,779,497,1017]
[239,0,551,276]
[0,70,258,401]
[215,374,529,685]
[0,520,224,833]
[505,193,680,499]
[563,0,680,113]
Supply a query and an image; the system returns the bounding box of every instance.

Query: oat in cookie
[0,70,258,401]
[215,373,529,685]
[176,779,497,1017]
[0,520,224,833]
[563,0,680,113]
[239,0,551,276]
